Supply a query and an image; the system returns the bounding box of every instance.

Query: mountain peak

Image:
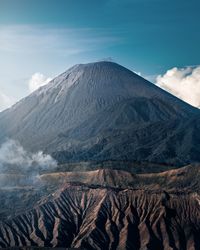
[37,60,161,103]
[66,61,133,71]
[35,61,197,115]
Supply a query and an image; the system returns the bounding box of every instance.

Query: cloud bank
[0,139,57,170]
[156,66,200,108]
[29,72,52,92]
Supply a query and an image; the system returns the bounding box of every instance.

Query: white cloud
[0,91,15,112]
[29,72,52,92]
[156,66,200,108]
[0,139,57,187]
[133,71,141,76]
[0,139,57,170]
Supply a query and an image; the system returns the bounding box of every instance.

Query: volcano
[0,62,200,250]
[0,61,200,166]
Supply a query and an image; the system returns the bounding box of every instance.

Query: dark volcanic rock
[0,184,200,250]
[0,61,199,166]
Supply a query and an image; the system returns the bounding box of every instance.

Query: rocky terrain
[0,165,199,249]
[0,176,200,249]
[0,164,199,220]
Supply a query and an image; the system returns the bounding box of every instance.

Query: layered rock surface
[0,166,200,249]
[0,183,200,250]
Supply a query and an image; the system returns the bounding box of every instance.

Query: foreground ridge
[0,183,200,250]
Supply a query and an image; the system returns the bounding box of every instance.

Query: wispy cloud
[156,66,200,108]
[29,72,52,92]
[0,25,122,56]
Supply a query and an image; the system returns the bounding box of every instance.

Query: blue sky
[0,0,200,110]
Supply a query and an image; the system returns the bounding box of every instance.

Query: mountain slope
[0,61,199,166]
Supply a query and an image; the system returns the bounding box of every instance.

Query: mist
[0,139,57,187]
